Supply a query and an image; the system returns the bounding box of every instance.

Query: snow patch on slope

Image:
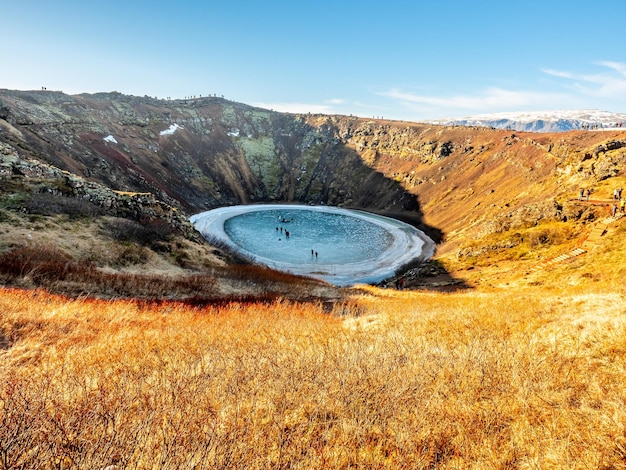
[160,124,183,136]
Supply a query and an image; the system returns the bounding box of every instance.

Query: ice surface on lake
[190,205,435,286]
[224,208,392,264]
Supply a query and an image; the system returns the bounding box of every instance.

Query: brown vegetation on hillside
[3,90,626,289]
[326,118,626,247]
[2,286,626,468]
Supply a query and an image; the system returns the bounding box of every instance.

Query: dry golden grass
[2,286,626,469]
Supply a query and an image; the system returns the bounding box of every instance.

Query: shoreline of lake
[190,204,435,286]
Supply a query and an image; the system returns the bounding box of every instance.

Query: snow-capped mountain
[428,110,626,133]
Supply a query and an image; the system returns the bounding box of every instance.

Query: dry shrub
[0,244,217,299]
[27,192,103,218]
[111,244,152,267]
[0,244,76,281]
[223,263,310,285]
[104,217,179,246]
[1,287,626,468]
[526,222,575,248]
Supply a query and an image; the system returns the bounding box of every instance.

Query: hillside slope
[320,116,626,287]
[0,90,418,216]
[2,89,626,291]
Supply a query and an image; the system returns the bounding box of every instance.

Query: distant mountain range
[427,110,626,133]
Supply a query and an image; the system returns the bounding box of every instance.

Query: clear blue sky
[3,0,626,121]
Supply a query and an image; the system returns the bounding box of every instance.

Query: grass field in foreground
[1,286,626,469]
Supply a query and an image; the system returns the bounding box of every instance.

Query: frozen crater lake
[190,205,435,286]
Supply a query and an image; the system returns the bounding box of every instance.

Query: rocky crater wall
[0,91,421,221]
[3,89,626,251]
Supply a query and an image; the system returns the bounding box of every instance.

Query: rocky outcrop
[0,143,197,239]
